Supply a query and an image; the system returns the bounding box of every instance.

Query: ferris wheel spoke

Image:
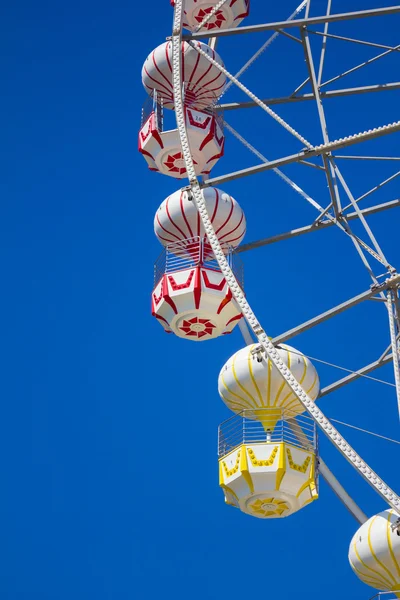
[340,222,384,286]
[319,354,394,398]
[333,163,391,269]
[289,77,310,98]
[203,121,400,187]
[272,285,393,347]
[219,82,400,111]
[342,170,400,210]
[322,155,342,217]
[288,416,368,523]
[188,40,313,148]
[235,199,400,253]
[387,290,400,420]
[308,28,400,53]
[379,340,398,363]
[312,202,332,224]
[222,116,391,272]
[320,44,400,90]
[208,37,218,51]
[316,0,332,87]
[335,155,400,161]
[186,6,400,40]
[318,459,368,524]
[298,159,325,170]
[300,25,343,217]
[212,0,307,102]
[275,28,302,43]
[238,319,255,345]
[223,119,332,216]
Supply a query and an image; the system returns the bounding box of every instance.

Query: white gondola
[349,510,400,594]
[139,95,224,178]
[154,187,246,251]
[171,0,250,32]
[218,408,319,519]
[141,41,226,110]
[219,343,320,425]
[152,236,244,340]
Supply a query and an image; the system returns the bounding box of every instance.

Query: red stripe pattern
[177,0,250,32]
[154,187,246,250]
[152,266,243,341]
[138,107,224,179]
[142,41,226,110]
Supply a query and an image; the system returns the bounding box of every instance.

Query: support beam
[239,319,254,345]
[218,82,400,111]
[223,120,329,217]
[203,122,400,187]
[319,459,368,524]
[387,290,400,420]
[290,77,310,97]
[313,202,333,224]
[276,29,302,43]
[316,0,332,87]
[342,171,400,210]
[208,37,218,51]
[217,0,308,102]
[288,419,368,523]
[301,25,342,217]
[236,199,400,254]
[320,43,400,89]
[298,159,325,170]
[186,6,400,40]
[272,287,388,346]
[189,40,312,149]
[333,164,390,267]
[334,155,400,161]
[309,29,400,53]
[319,354,393,397]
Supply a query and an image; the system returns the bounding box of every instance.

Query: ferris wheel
[139,1,400,597]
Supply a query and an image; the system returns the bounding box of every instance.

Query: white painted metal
[187,6,400,40]
[175,0,249,33]
[218,343,320,421]
[142,41,226,110]
[139,106,224,178]
[202,122,400,186]
[349,509,400,592]
[387,290,400,421]
[188,39,313,148]
[218,1,308,101]
[154,187,246,250]
[171,0,400,511]
[220,441,318,518]
[152,236,243,340]
[319,459,367,524]
[219,409,318,518]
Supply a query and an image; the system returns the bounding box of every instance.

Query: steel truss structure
[170,0,400,523]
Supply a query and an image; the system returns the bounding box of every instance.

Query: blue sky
[1,0,400,598]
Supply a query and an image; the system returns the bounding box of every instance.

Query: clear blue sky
[1,1,400,598]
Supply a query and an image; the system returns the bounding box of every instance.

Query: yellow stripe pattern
[368,515,398,587]
[248,350,264,407]
[387,510,400,579]
[349,554,388,589]
[232,353,256,405]
[354,540,392,589]
[219,346,320,418]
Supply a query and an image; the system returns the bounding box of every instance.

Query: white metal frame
[170,0,400,521]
